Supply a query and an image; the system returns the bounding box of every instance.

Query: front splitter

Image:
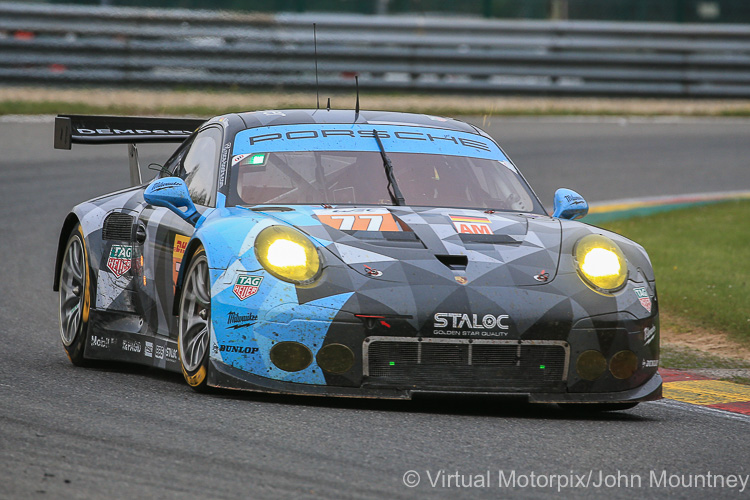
[208,359,662,404]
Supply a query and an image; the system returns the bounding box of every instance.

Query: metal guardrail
[2,2,750,96]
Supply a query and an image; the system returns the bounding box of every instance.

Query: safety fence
[38,0,750,24]
[3,2,750,96]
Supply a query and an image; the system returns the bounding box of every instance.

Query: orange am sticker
[172,234,190,288]
[314,208,400,232]
[449,215,492,235]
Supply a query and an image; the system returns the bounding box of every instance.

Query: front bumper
[208,358,662,404]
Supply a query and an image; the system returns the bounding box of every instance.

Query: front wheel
[178,247,211,392]
[58,225,91,366]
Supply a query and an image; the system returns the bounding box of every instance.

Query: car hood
[249,205,562,287]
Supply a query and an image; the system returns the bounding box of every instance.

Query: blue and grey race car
[53,109,661,410]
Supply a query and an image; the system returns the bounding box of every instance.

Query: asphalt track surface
[2,116,750,499]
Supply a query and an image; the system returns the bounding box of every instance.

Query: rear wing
[54,114,206,186]
[54,114,205,150]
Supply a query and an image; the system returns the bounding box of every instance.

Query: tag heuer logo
[233,275,263,301]
[107,245,132,278]
[634,287,652,313]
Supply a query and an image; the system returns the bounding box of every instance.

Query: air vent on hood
[346,230,425,249]
[435,254,468,270]
[250,206,294,212]
[459,233,520,245]
[102,212,134,241]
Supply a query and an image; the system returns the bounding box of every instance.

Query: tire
[178,247,211,392]
[558,402,639,413]
[58,225,92,366]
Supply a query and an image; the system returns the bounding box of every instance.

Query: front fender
[172,210,285,315]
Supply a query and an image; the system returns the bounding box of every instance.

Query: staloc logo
[434,313,510,330]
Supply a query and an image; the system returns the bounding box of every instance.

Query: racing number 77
[330,215,383,231]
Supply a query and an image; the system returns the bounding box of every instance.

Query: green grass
[5,96,750,118]
[660,345,750,370]
[0,100,234,117]
[600,200,750,345]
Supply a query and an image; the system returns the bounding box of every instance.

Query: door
[136,126,224,339]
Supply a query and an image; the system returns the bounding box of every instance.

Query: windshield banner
[233,124,509,163]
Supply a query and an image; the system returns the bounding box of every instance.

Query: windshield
[226,123,540,212]
[227,151,537,212]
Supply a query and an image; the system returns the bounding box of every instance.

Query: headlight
[255,226,320,284]
[574,234,627,292]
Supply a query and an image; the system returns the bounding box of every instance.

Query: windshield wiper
[373,130,405,206]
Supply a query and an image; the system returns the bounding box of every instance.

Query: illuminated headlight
[574,234,627,293]
[255,226,320,284]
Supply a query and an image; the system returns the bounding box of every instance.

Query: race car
[53,110,661,410]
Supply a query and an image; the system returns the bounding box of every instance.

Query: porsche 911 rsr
[53,110,661,411]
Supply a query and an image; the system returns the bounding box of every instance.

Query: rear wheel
[178,247,211,391]
[58,225,91,366]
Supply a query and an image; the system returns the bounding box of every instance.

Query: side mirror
[552,188,588,220]
[144,178,200,225]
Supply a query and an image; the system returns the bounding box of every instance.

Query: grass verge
[661,345,750,370]
[661,345,750,385]
[0,99,248,118]
[6,87,750,117]
[600,199,750,346]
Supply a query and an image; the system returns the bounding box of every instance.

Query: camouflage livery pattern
[53,109,661,403]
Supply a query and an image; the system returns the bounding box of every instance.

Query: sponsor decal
[219,345,259,354]
[642,359,659,368]
[107,244,132,277]
[151,180,183,192]
[564,193,586,206]
[644,325,657,345]
[121,339,141,353]
[226,311,258,330]
[75,128,193,136]
[449,215,492,235]
[90,335,116,349]
[314,207,400,232]
[172,234,190,288]
[434,313,510,330]
[155,344,165,360]
[218,142,231,188]
[363,265,383,277]
[433,312,510,337]
[165,346,178,362]
[634,287,652,313]
[144,341,153,358]
[237,125,494,154]
[534,270,550,282]
[233,275,263,301]
[232,154,250,166]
